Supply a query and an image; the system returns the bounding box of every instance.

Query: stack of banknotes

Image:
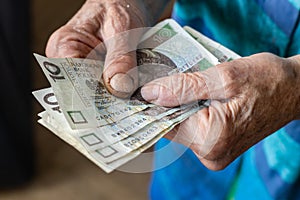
[33,19,240,173]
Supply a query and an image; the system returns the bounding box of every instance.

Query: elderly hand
[46,0,157,98]
[141,52,300,170]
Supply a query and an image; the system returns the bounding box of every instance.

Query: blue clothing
[150,0,300,199]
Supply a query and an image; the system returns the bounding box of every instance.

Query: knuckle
[46,26,70,57]
[217,63,241,98]
[176,73,203,101]
[188,73,204,94]
[105,3,131,32]
[219,66,235,85]
[159,74,185,103]
[157,82,179,105]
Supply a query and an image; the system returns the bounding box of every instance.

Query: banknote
[32,87,62,118]
[34,55,149,129]
[37,111,139,173]
[183,26,241,62]
[137,19,218,76]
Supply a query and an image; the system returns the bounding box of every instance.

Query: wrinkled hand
[46,0,150,98]
[141,52,300,170]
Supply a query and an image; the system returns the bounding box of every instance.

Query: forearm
[121,0,172,25]
[140,0,173,24]
[85,0,171,25]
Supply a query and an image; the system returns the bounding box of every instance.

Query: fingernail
[141,84,159,101]
[110,73,134,93]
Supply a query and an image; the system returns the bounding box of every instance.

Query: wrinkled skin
[46,0,149,98]
[141,53,300,170]
[46,0,300,171]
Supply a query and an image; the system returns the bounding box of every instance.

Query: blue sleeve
[232,121,300,200]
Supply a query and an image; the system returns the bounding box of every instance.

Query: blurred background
[0,0,156,199]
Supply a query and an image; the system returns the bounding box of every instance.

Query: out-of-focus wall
[32,0,85,87]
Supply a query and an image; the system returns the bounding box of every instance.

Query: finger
[102,30,145,98]
[165,121,233,171]
[164,108,209,146]
[165,106,216,151]
[101,5,145,98]
[45,25,103,58]
[141,66,227,107]
[165,100,227,159]
[45,0,105,58]
[166,100,239,170]
[102,48,139,99]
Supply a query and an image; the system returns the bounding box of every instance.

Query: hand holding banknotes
[46,0,162,98]
[141,52,300,170]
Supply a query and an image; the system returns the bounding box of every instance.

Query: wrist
[287,55,300,119]
[85,0,170,26]
[139,0,173,25]
[85,0,150,26]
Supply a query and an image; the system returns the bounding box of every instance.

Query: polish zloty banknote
[183,26,241,62]
[37,111,140,173]
[136,19,218,81]
[33,87,62,118]
[34,55,149,129]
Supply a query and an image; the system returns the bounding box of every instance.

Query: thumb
[103,49,138,99]
[101,23,145,98]
[141,67,226,107]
